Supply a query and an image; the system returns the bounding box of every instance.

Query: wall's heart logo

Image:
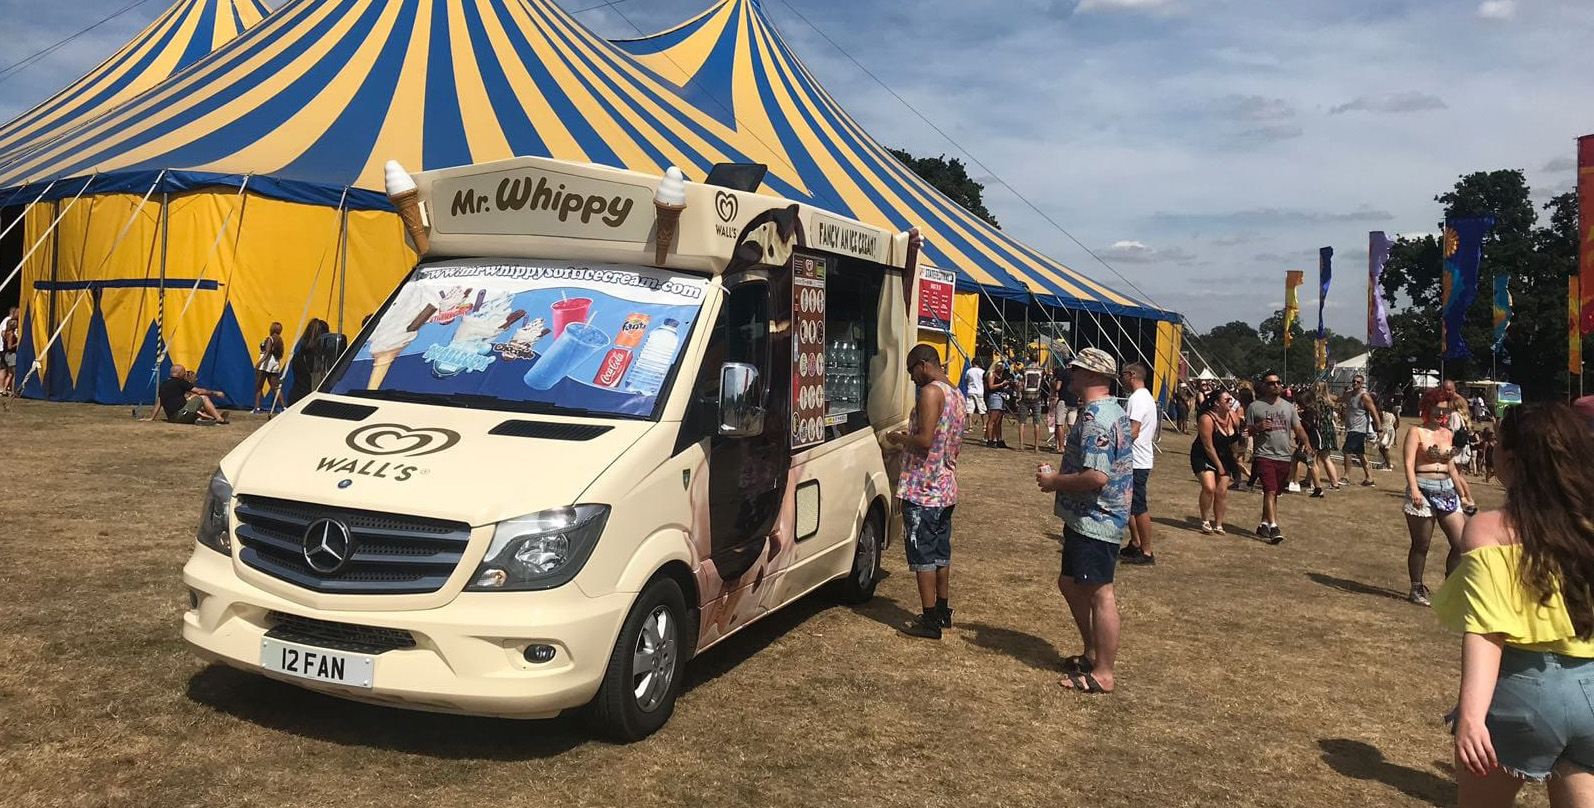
[715,191,738,223]
[345,423,461,457]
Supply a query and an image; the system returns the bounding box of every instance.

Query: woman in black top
[1191,390,1239,534]
[285,319,329,406]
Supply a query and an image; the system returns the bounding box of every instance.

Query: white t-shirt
[964,366,985,397]
[1127,387,1157,470]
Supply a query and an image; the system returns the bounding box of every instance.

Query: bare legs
[1057,574,1118,692]
[913,566,949,609]
[1198,471,1229,528]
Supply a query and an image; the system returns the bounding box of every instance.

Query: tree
[889,149,1000,228]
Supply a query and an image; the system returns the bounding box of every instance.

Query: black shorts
[1061,528,1118,585]
[1191,450,1227,477]
[1306,427,1325,452]
[1131,468,1150,516]
[1343,431,1368,455]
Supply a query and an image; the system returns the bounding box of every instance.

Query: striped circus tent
[1,0,1179,407]
[0,0,271,167]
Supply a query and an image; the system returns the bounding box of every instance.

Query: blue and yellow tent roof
[0,0,270,169]
[0,0,1172,322]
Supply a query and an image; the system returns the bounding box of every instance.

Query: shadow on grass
[960,622,1065,672]
[1306,572,1407,602]
[1318,739,1449,806]
[1151,515,1204,533]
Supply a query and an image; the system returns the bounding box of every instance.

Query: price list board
[917,266,956,331]
[791,251,828,449]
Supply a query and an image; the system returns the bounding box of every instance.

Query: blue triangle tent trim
[68,291,123,403]
[15,308,43,399]
[44,337,74,400]
[196,301,255,409]
[123,320,172,406]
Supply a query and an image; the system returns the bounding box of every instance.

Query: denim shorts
[1060,528,1118,585]
[1013,398,1042,421]
[1463,647,1594,781]
[902,501,954,572]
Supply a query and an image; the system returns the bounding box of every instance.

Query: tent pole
[46,199,60,400]
[158,192,169,360]
[337,206,349,333]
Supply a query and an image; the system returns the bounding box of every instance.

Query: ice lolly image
[653,166,687,265]
[366,293,437,388]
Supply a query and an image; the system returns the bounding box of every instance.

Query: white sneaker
[1286,482,1302,493]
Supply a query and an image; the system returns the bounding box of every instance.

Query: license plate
[260,638,374,689]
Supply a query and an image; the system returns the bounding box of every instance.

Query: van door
[704,270,791,581]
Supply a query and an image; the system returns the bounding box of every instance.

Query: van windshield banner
[331,260,706,418]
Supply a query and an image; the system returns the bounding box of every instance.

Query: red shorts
[1251,457,1292,494]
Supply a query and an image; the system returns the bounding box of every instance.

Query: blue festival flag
[1441,217,1495,360]
[1368,232,1394,348]
[1318,247,1332,339]
[1492,274,1511,354]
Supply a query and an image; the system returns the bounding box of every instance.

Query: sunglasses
[1264,380,1281,386]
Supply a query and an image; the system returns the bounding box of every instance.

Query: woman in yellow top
[1434,402,1594,805]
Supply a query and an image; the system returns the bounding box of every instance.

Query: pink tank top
[899,380,966,507]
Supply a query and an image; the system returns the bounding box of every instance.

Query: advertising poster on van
[791,252,828,449]
[332,260,706,417]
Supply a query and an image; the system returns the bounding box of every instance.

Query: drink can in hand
[1037,463,1053,476]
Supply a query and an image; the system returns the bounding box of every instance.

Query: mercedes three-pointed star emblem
[302,518,354,574]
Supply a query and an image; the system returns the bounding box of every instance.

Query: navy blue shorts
[1342,431,1369,456]
[902,502,954,572]
[1061,528,1118,585]
[1131,468,1150,516]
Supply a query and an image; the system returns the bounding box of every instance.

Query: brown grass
[0,400,1543,808]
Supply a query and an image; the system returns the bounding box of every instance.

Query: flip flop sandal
[1061,671,1110,694]
[1061,655,1095,674]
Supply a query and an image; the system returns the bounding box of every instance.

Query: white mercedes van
[181,156,920,740]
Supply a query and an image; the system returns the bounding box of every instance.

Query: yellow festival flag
[1574,276,1584,376]
[1284,270,1305,348]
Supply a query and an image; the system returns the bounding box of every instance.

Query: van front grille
[234,496,472,595]
[266,611,417,654]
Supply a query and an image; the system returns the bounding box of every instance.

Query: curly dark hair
[1499,403,1594,639]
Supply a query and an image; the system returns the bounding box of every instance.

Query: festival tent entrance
[2,0,1180,406]
[610,0,1183,400]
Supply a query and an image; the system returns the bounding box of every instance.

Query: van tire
[588,577,689,743]
[836,511,882,604]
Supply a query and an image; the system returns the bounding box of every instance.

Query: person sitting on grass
[144,365,229,424]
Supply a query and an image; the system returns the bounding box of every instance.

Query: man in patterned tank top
[888,344,967,640]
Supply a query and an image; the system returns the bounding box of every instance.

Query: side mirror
[718,362,765,437]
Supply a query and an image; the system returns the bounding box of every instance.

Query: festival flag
[1283,270,1304,348]
[1579,136,1594,335]
[1574,276,1585,376]
[1441,216,1496,360]
[1314,338,1328,372]
[1492,274,1511,354]
[1318,247,1333,339]
[1368,231,1393,348]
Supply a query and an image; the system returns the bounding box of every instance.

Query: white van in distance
[181,156,924,740]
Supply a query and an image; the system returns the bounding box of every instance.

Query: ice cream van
[181,156,925,740]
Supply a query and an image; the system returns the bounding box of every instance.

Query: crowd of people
[891,343,1594,803]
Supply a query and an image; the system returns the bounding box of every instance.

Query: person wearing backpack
[1016,355,1047,451]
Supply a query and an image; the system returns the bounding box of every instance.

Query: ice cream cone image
[368,348,402,388]
[385,161,429,255]
[653,166,687,265]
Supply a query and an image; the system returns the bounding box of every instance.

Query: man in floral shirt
[888,344,966,640]
[1037,348,1131,694]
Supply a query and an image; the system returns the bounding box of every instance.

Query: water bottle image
[624,318,680,396]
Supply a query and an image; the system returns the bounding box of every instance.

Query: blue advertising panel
[330,260,708,417]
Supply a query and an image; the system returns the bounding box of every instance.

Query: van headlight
[197,469,233,556]
[467,505,609,591]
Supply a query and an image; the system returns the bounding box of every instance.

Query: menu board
[917,267,956,331]
[791,252,829,449]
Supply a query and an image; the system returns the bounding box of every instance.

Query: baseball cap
[1067,347,1117,377]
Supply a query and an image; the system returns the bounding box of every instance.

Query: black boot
[899,610,943,640]
[936,598,953,628]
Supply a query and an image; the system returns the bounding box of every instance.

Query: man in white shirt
[1120,363,1159,565]
[962,359,987,434]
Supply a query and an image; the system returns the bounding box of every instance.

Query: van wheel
[589,577,688,742]
[836,512,882,604]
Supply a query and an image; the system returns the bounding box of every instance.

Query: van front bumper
[181,547,631,719]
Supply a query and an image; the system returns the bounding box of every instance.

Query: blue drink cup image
[523,321,609,390]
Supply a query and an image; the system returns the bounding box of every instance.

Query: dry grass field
[0,400,1542,808]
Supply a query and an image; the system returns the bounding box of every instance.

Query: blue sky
[1,0,1590,338]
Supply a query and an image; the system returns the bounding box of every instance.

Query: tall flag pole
[1441,217,1496,361]
[1578,135,1594,338]
[1317,247,1332,373]
[1284,270,1304,381]
[1368,232,1393,348]
[1492,274,1511,379]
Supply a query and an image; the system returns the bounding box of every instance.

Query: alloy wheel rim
[632,605,677,712]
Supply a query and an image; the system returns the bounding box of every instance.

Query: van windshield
[325,259,708,419]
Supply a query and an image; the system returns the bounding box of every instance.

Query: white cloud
[1477,0,1517,21]
[1329,92,1448,115]
[1078,0,1173,11]
[1097,240,1196,264]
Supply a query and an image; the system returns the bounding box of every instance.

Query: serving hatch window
[326,260,707,418]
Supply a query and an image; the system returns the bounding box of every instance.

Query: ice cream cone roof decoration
[612,0,1172,322]
[0,0,271,167]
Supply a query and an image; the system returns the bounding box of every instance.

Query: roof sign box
[431,164,656,243]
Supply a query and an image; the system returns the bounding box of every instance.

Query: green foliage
[889,149,1001,229]
[1188,315,1365,383]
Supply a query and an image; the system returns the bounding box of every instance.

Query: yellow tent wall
[1153,320,1183,404]
[20,190,413,403]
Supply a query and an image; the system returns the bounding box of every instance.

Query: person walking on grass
[1014,356,1047,451]
[985,361,1011,449]
[1403,388,1477,606]
[253,321,285,414]
[1342,374,1381,486]
[1435,402,1594,807]
[1119,363,1158,566]
[888,344,966,640]
[1295,387,1341,497]
[963,358,986,435]
[1247,373,1311,545]
[1191,389,1238,534]
[1036,348,1131,695]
